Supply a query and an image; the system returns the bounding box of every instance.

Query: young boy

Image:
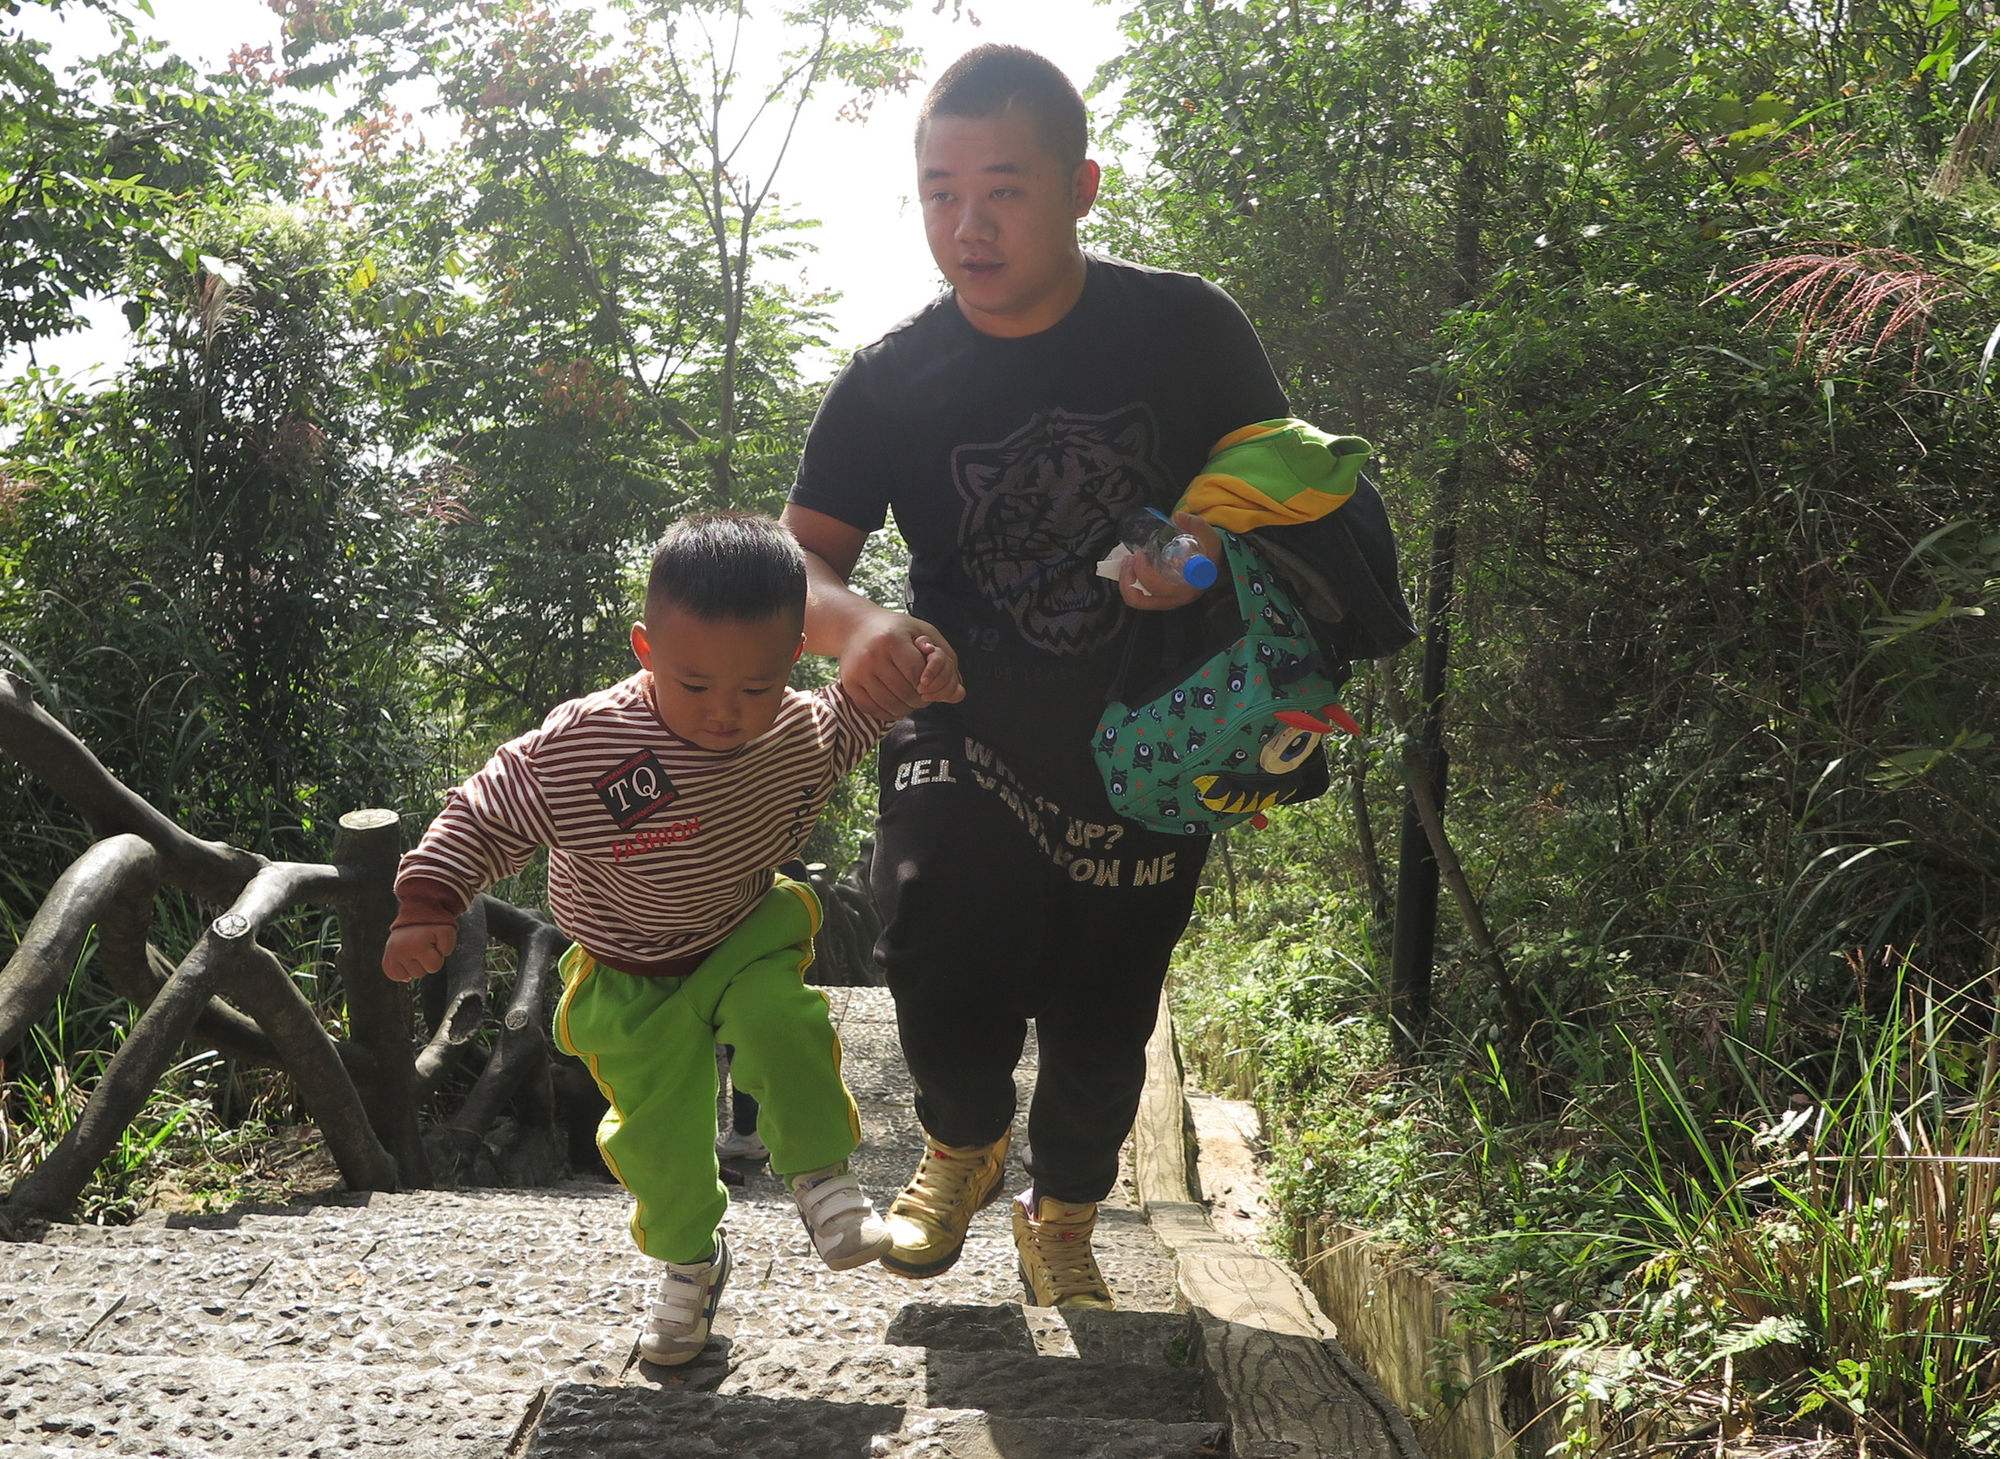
[381,511,960,1366]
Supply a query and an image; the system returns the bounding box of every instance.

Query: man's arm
[783,503,964,720]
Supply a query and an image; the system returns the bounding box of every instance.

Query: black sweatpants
[870,720,1208,1204]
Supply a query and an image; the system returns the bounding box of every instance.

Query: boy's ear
[630,621,653,670]
[793,633,805,664]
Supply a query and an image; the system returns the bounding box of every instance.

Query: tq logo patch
[593,750,679,829]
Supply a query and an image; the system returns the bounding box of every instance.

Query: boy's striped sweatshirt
[393,673,885,976]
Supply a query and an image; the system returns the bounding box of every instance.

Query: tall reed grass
[1564,959,2000,1457]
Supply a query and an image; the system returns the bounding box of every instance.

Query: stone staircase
[1,988,1418,1458]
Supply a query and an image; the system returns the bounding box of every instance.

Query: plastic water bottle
[1120,508,1217,590]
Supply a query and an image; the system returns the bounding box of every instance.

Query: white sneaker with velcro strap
[639,1234,730,1367]
[788,1163,893,1271]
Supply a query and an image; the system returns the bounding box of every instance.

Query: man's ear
[630,621,653,671]
[793,633,805,664]
[1071,158,1101,217]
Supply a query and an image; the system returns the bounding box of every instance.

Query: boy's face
[631,605,804,752]
[917,108,1100,339]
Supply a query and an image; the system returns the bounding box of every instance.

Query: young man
[381,512,960,1365]
[782,46,1289,1307]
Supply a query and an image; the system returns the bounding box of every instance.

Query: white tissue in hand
[1096,544,1133,581]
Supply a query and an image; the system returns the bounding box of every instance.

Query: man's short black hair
[645,512,806,622]
[917,44,1088,169]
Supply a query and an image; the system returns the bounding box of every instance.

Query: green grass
[1548,964,2000,1457]
[1169,783,2000,1459]
[0,904,343,1225]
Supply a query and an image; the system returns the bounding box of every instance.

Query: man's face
[917,108,1100,338]
[630,605,803,752]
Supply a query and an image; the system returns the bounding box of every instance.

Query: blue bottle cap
[1182,554,1218,590]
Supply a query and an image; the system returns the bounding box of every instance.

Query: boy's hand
[1121,511,1223,612]
[913,635,966,704]
[842,608,957,718]
[383,922,457,983]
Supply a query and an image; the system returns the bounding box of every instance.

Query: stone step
[2,983,1222,1456]
[6,1221,1184,1364]
[633,1335,1204,1423]
[0,1346,536,1458]
[523,1384,1228,1459]
[7,1243,1184,1378]
[883,1302,1191,1364]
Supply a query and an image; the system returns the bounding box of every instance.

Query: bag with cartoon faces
[1094,529,1357,836]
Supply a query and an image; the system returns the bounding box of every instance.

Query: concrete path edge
[1136,989,1430,1459]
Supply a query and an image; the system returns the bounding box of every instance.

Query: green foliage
[2,200,449,864]
[0,11,318,351]
[1124,2,1998,1448]
[271,0,916,732]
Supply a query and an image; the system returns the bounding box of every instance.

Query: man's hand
[843,608,962,719]
[383,922,457,983]
[1119,511,1223,612]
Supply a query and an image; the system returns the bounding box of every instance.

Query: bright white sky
[10,0,1137,383]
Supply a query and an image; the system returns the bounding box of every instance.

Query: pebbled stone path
[2,988,1226,1458]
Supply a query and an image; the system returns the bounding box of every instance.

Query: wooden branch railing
[0,669,889,1227]
[0,670,562,1223]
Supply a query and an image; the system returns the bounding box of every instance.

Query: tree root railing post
[442,918,563,1143]
[0,671,260,905]
[216,935,398,1196]
[331,809,429,1188]
[5,928,233,1220]
[414,896,492,1102]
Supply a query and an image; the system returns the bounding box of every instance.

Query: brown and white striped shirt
[394,673,887,975]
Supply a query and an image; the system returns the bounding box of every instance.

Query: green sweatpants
[550,879,863,1264]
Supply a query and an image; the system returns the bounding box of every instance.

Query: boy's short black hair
[917,44,1088,169]
[645,512,806,622]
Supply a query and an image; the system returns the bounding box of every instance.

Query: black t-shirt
[790,253,1290,811]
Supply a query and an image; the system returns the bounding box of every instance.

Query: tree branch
[0,672,261,905]
[0,835,161,1063]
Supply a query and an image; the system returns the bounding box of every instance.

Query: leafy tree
[1098,1,2000,1447]
[1,4,318,352]
[272,0,917,730]
[1,201,444,860]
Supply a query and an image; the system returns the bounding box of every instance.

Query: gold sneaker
[1012,1190,1114,1308]
[882,1131,1011,1278]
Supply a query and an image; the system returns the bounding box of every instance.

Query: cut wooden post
[332,808,430,1187]
[1134,987,1198,1207]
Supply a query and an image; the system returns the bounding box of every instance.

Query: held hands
[913,636,963,705]
[1120,511,1222,612]
[382,921,458,983]
[842,611,965,719]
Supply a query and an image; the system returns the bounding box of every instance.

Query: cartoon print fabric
[1095,531,1348,835]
